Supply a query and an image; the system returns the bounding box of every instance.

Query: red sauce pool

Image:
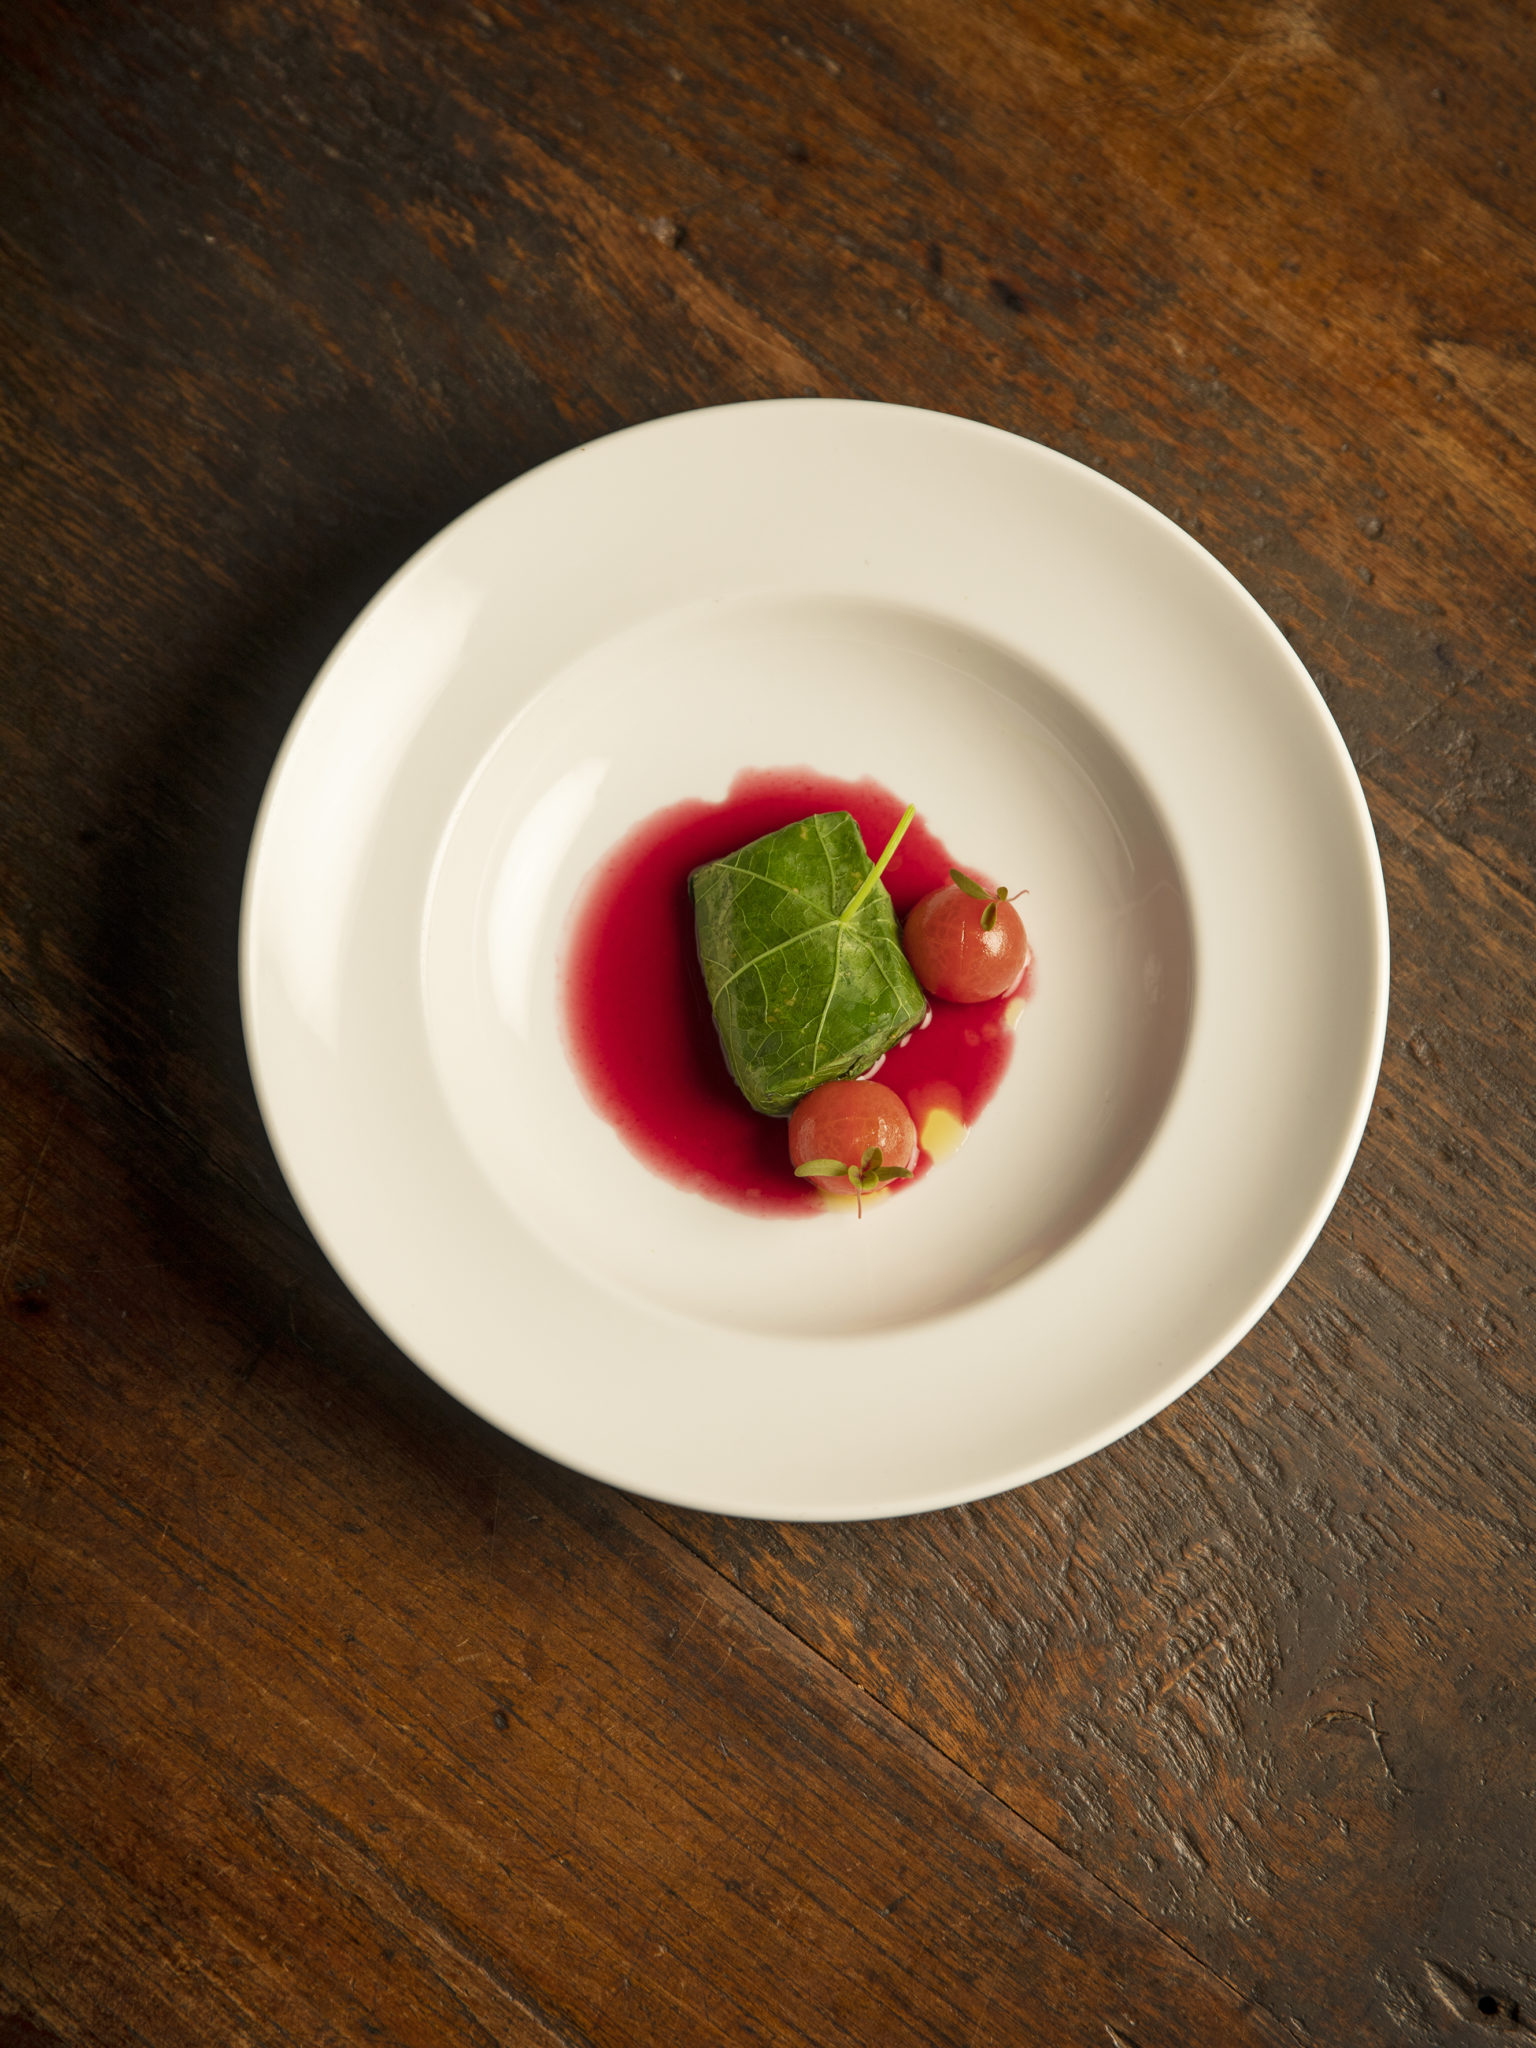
[562,768,1033,1216]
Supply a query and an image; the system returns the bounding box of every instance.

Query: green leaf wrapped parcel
[689,811,928,1117]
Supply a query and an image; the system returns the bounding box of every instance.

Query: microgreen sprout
[839,805,917,925]
[794,1143,914,1217]
[949,867,1023,932]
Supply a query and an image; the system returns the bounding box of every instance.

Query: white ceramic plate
[241,400,1387,1521]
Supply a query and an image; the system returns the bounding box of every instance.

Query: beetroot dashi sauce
[561,768,1033,1216]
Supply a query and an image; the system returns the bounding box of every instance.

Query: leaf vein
[708,920,837,1005]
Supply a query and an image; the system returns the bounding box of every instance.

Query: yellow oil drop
[918,1105,967,1164]
[1003,998,1026,1030]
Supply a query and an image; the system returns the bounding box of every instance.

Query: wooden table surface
[4,3,1535,2043]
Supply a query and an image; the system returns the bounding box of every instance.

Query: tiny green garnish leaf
[796,1144,914,1216]
[951,867,1020,934]
[949,868,992,901]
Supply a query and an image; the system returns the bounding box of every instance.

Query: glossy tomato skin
[788,1079,918,1195]
[903,886,1028,1003]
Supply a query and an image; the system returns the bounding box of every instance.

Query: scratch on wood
[670,1590,710,1656]
[1308,1701,1404,1792]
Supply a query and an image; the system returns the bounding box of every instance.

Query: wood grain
[2,0,1535,2041]
[0,1014,1283,2046]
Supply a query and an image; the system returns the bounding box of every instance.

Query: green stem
[839,804,916,924]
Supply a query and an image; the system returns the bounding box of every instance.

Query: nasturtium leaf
[690,811,928,1117]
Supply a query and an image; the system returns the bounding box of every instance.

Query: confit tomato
[788,1079,918,1198]
[903,880,1028,1003]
